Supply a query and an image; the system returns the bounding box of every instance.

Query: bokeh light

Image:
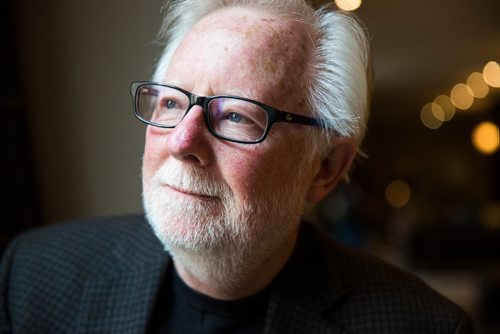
[479,202,500,230]
[466,72,489,98]
[450,83,474,110]
[335,0,362,11]
[425,61,499,131]
[430,103,445,121]
[483,61,500,88]
[433,95,456,121]
[386,180,411,208]
[421,102,443,129]
[471,121,500,155]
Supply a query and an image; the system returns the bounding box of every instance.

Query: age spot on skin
[260,18,276,23]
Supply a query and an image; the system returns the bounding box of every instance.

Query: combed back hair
[154,0,372,153]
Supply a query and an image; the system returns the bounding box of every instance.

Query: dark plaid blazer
[0,215,473,333]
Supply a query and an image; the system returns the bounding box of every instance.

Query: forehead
[165,7,311,109]
[191,7,302,48]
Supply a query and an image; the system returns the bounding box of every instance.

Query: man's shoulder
[2,215,162,278]
[17,214,149,242]
[0,215,168,333]
[10,215,149,253]
[295,222,473,332]
[305,222,428,287]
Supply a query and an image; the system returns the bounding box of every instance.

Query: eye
[208,98,267,129]
[162,99,178,109]
[228,112,244,123]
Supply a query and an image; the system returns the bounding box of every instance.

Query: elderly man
[1,0,473,333]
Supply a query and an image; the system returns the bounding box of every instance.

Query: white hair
[153,0,372,152]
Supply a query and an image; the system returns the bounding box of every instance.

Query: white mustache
[153,163,231,198]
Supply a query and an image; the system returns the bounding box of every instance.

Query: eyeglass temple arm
[275,111,342,137]
[275,111,321,127]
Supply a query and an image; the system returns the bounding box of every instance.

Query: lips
[152,163,228,199]
[165,184,218,199]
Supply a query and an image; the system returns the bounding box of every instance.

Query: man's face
[142,7,318,254]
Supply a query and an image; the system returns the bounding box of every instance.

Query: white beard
[142,158,311,288]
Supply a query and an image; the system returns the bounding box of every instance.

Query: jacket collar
[77,216,170,333]
[263,223,350,333]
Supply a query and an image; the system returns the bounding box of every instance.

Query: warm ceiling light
[433,95,456,121]
[421,102,443,129]
[472,121,500,155]
[450,83,474,110]
[467,72,489,98]
[483,61,500,88]
[335,0,362,11]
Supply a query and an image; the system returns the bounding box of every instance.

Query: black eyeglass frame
[130,81,322,144]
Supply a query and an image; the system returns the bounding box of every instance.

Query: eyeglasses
[130,81,322,144]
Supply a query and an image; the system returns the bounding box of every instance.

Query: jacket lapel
[264,299,347,334]
[263,223,350,334]
[77,218,170,334]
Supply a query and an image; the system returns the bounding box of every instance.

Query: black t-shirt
[149,265,271,334]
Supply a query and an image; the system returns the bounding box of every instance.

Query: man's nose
[165,105,212,165]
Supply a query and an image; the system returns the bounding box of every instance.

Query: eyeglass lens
[135,84,270,142]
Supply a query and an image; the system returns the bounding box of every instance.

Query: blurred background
[1,0,499,332]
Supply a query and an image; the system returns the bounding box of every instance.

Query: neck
[170,229,298,300]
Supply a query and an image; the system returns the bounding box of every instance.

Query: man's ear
[306,139,356,203]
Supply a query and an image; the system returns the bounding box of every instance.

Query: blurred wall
[12,1,163,223]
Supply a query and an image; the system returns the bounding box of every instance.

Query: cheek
[259,135,312,187]
[143,127,168,178]
[219,151,256,191]
[221,140,305,201]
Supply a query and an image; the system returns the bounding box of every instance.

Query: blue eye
[228,112,243,123]
[165,100,177,109]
